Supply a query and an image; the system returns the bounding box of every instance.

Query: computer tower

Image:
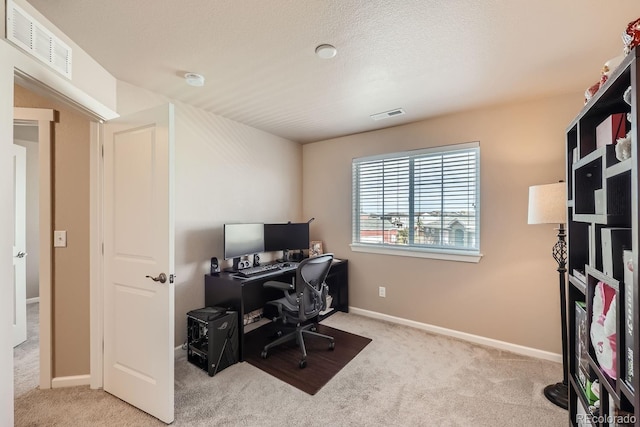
[187,307,238,376]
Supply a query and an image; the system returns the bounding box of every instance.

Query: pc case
[187,307,238,376]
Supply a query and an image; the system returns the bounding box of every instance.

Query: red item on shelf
[584,81,600,103]
[627,18,640,46]
[624,17,640,53]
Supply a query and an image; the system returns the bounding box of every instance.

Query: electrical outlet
[54,230,67,248]
[378,286,386,298]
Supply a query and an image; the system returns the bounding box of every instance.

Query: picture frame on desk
[310,240,323,257]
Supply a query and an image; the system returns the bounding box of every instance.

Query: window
[351,142,480,262]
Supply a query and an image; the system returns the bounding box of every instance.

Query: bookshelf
[566,47,639,426]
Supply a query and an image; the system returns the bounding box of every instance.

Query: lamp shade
[528,182,567,225]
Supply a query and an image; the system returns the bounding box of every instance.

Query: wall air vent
[6,0,72,79]
[370,108,406,121]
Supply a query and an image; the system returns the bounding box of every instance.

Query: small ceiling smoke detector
[184,72,205,87]
[370,108,406,121]
[315,44,337,59]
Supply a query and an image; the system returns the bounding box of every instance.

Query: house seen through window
[351,142,480,257]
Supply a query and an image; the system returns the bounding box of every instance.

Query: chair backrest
[295,253,334,321]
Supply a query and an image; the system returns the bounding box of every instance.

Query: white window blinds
[352,142,480,254]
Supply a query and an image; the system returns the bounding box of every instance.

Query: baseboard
[51,374,90,388]
[26,297,39,305]
[349,307,562,363]
[175,344,185,359]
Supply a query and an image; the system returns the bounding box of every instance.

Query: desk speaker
[210,257,220,274]
[238,260,251,269]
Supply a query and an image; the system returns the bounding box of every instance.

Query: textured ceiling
[25,0,640,143]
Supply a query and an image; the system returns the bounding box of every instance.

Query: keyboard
[236,264,281,278]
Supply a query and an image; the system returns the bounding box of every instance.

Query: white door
[103,104,175,423]
[13,144,27,347]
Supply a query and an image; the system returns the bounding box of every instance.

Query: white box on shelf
[596,113,626,148]
[573,269,587,283]
[601,227,631,280]
[594,188,605,215]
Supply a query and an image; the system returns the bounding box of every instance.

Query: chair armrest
[263,280,294,291]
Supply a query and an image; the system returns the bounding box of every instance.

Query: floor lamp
[528,182,568,410]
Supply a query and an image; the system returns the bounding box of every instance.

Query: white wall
[174,104,301,346]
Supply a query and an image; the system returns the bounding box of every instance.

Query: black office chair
[261,253,335,368]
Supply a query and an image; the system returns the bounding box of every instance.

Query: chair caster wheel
[261,350,268,359]
[329,341,335,350]
[299,359,307,369]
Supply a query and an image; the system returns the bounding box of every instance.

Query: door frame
[13,107,55,389]
[89,121,103,388]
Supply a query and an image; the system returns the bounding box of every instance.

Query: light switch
[54,230,67,247]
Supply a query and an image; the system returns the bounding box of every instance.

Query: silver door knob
[15,251,27,258]
[145,273,167,284]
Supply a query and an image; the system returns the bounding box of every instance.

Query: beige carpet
[14,312,567,426]
[14,302,39,398]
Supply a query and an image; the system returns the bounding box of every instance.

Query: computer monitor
[223,223,265,260]
[264,222,309,252]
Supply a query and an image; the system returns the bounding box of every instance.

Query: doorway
[13,78,108,392]
[12,103,55,391]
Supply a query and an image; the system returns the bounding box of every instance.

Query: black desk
[204,259,348,361]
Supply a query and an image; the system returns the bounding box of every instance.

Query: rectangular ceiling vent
[6,0,72,79]
[370,108,406,121]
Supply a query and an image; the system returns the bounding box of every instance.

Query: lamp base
[543,382,568,410]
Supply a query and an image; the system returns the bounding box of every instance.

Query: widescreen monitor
[223,223,264,260]
[264,222,309,251]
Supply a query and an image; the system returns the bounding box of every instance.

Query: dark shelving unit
[566,48,639,426]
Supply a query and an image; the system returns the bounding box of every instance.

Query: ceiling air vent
[370,108,406,121]
[6,0,72,79]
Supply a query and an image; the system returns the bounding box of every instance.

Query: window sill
[349,243,482,263]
